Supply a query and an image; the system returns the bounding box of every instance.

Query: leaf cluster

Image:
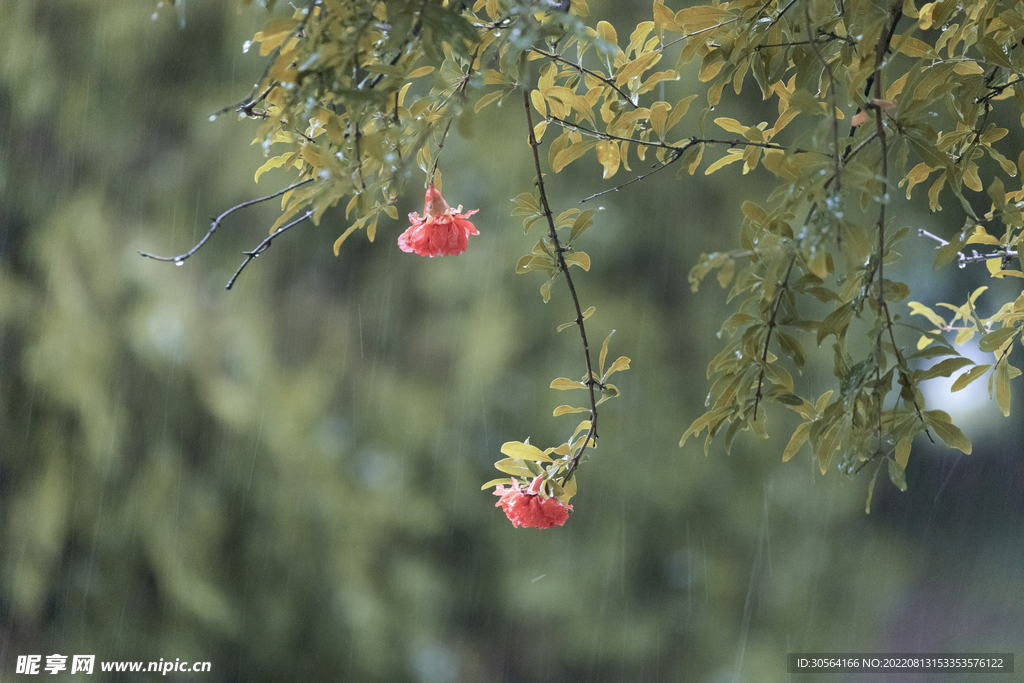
[228,0,1024,508]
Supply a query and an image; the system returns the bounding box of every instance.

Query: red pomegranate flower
[493,476,572,529]
[398,183,479,257]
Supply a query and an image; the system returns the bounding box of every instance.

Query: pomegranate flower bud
[398,183,479,257]
[493,476,572,529]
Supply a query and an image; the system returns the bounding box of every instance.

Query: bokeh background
[1,2,1021,682]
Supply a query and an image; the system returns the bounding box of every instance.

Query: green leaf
[887,458,907,492]
[978,327,1018,353]
[551,377,586,390]
[481,478,513,490]
[493,458,537,477]
[865,465,880,514]
[782,421,810,462]
[917,357,974,381]
[817,303,853,346]
[924,411,972,454]
[569,209,597,242]
[680,406,731,450]
[894,435,912,469]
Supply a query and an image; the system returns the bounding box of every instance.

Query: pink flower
[493,476,572,529]
[398,183,479,257]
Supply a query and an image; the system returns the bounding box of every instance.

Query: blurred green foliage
[1,2,1022,683]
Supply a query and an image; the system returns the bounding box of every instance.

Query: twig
[753,253,797,419]
[869,6,931,445]
[428,41,483,182]
[546,115,829,157]
[139,178,314,264]
[225,211,314,290]
[530,47,638,108]
[579,149,685,203]
[210,0,321,120]
[523,89,599,486]
[918,228,1019,266]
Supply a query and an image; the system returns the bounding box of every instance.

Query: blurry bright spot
[147,308,184,358]
[354,447,402,491]
[410,643,458,683]
[921,345,999,434]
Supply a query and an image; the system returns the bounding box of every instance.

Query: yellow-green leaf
[605,356,631,377]
[333,225,359,256]
[553,405,589,417]
[552,141,596,173]
[782,421,810,462]
[978,326,1017,353]
[501,441,553,461]
[596,140,620,179]
[894,435,912,469]
[925,411,972,454]
[551,377,586,390]
[714,117,747,134]
[950,363,991,392]
[494,458,538,477]
[564,251,591,271]
[995,357,1012,417]
[704,150,744,175]
[407,65,435,79]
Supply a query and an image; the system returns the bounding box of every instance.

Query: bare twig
[579,149,685,203]
[225,211,314,290]
[139,178,314,264]
[918,228,1019,266]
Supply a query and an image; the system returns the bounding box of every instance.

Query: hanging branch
[523,89,599,485]
[226,210,314,290]
[868,6,931,445]
[139,178,314,265]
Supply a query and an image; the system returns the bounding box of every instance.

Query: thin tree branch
[225,210,314,290]
[546,115,829,157]
[753,253,798,419]
[523,89,598,486]
[211,0,321,120]
[579,149,685,203]
[918,228,1019,266]
[530,47,638,108]
[139,178,315,264]
[868,5,931,445]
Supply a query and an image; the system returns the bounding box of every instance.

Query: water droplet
[208,115,217,122]
[174,259,185,267]
[957,261,966,269]
[242,40,252,53]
